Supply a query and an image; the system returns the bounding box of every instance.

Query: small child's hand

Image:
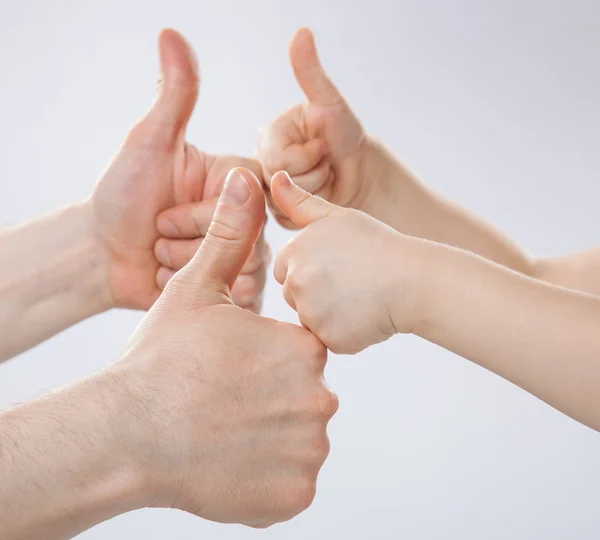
[271,171,423,354]
[257,29,376,229]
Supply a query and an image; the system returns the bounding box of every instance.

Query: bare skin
[0,29,269,362]
[0,169,337,540]
[257,28,599,295]
[270,171,600,433]
[259,28,600,431]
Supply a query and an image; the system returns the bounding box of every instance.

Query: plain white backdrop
[1,1,600,538]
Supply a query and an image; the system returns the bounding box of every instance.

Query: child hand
[272,171,423,354]
[257,29,384,229]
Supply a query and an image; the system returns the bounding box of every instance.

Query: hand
[91,29,267,311]
[257,28,385,229]
[112,168,338,527]
[271,171,423,354]
[154,197,270,312]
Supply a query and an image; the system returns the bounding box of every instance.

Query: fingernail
[220,169,250,206]
[157,245,171,267]
[276,171,293,189]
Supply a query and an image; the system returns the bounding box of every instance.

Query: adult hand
[92,29,267,311]
[115,168,338,526]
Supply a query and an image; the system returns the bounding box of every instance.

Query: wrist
[386,234,435,336]
[0,202,114,361]
[76,199,116,312]
[403,239,474,341]
[60,373,152,514]
[357,137,405,224]
[0,374,148,539]
[102,358,189,510]
[72,374,152,521]
[86,370,156,508]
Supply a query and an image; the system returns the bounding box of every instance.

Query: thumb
[136,28,200,144]
[290,28,344,107]
[270,171,337,228]
[185,168,266,304]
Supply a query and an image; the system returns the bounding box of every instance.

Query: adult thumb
[185,168,266,304]
[270,170,337,228]
[133,28,200,146]
[290,28,343,107]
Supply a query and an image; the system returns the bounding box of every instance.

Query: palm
[92,140,219,309]
[91,29,262,311]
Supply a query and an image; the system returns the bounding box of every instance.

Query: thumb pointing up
[290,28,343,107]
[129,28,200,146]
[183,168,266,306]
[288,28,364,162]
[270,170,338,228]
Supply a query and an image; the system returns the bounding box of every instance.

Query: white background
[1,1,599,538]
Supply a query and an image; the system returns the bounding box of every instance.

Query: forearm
[404,239,600,431]
[362,139,536,275]
[0,373,147,540]
[363,142,600,299]
[0,202,111,361]
[536,248,600,297]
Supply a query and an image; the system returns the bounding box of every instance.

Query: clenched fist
[271,171,425,354]
[114,168,338,528]
[257,28,387,229]
[92,29,268,313]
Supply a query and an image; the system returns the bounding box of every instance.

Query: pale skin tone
[3,23,599,539]
[0,29,268,362]
[0,168,338,540]
[270,171,600,432]
[0,29,288,539]
[258,28,599,292]
[261,28,600,431]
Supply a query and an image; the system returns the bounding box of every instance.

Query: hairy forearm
[0,373,146,540]
[362,139,536,275]
[405,239,600,431]
[0,202,111,362]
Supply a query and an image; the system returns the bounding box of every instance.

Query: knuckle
[282,281,297,310]
[207,213,247,243]
[312,434,332,465]
[294,478,318,514]
[286,272,303,294]
[313,387,339,420]
[326,390,340,418]
[286,266,317,296]
[280,477,317,519]
[296,262,321,285]
[304,431,331,465]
